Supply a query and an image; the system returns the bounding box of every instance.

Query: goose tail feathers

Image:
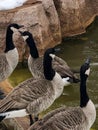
[0,109,28,121]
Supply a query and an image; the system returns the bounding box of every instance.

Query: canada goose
[0,23,23,98]
[0,0,27,10]
[20,31,79,83]
[28,58,96,130]
[0,48,70,125]
[0,23,24,82]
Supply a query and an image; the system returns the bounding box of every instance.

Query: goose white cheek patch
[10,27,18,32]
[49,54,55,59]
[23,36,29,41]
[85,68,90,76]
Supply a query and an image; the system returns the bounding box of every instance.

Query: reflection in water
[9,17,98,129]
[91,63,98,66]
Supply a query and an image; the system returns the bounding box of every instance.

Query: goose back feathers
[28,107,88,130]
[0,78,54,114]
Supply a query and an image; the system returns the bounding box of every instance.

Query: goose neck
[80,75,89,108]
[26,37,39,59]
[43,53,55,80]
[4,29,15,52]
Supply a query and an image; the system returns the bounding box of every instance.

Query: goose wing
[0,78,53,113]
[52,56,77,78]
[29,107,88,130]
[0,53,11,81]
[28,55,79,81]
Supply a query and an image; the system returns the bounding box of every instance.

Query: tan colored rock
[53,0,98,37]
[0,0,98,60]
[78,0,98,27]
[39,0,61,45]
[0,1,61,60]
[12,2,59,56]
[13,0,61,55]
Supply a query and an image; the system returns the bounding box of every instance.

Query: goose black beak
[85,58,91,65]
[19,31,23,35]
[54,48,61,53]
[18,25,24,28]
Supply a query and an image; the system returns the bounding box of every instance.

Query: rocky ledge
[0,0,98,60]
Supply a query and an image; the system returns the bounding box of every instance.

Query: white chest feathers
[6,48,19,70]
[51,72,70,98]
[82,100,96,129]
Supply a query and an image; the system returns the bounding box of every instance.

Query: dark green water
[9,17,98,130]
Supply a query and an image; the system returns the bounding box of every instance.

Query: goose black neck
[4,28,15,52]
[26,37,39,59]
[80,75,89,108]
[43,53,55,80]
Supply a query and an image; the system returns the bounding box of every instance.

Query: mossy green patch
[8,66,32,87]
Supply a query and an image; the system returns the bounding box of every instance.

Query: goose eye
[85,68,90,75]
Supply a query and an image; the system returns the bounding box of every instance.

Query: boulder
[0,1,61,61]
[25,0,61,44]
[0,0,98,60]
[12,2,61,56]
[39,0,61,46]
[53,0,98,37]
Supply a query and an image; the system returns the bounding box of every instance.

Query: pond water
[9,17,98,129]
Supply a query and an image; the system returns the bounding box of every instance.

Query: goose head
[46,47,60,59]
[43,47,60,80]
[19,31,32,41]
[4,23,24,53]
[44,47,60,61]
[19,31,39,58]
[8,23,24,33]
[80,58,90,79]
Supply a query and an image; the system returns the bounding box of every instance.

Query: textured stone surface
[0,0,98,60]
[0,1,61,60]
[39,0,61,46]
[12,2,60,56]
[53,0,98,37]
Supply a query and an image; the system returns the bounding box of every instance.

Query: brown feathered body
[0,48,18,82]
[28,106,90,130]
[0,73,66,116]
[28,55,78,82]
